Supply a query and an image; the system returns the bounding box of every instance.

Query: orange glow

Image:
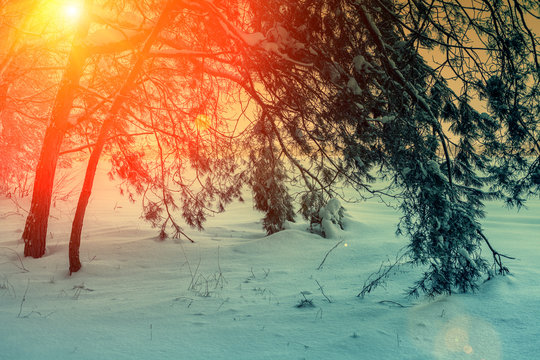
[194,114,211,131]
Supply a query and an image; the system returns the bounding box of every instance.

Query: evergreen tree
[5,0,250,267]
[243,0,538,295]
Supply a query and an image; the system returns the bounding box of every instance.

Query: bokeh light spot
[194,114,210,131]
[463,344,473,354]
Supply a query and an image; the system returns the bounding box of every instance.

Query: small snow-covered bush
[319,198,346,238]
[303,195,345,238]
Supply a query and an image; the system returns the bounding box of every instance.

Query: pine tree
[243,0,538,295]
[7,0,250,267]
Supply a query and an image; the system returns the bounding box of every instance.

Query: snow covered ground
[1,169,539,360]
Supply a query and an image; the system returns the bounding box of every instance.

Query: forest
[1,1,539,358]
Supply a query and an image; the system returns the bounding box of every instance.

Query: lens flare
[442,326,469,352]
[433,315,501,359]
[407,304,501,360]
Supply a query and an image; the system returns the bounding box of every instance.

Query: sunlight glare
[63,2,82,22]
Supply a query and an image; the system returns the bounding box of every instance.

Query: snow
[347,77,362,96]
[367,115,395,124]
[235,25,311,66]
[1,168,539,359]
[353,54,370,74]
[240,32,266,47]
[318,198,345,239]
[85,28,142,47]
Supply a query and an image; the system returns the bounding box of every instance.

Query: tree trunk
[22,125,67,257]
[69,0,175,273]
[69,131,107,273]
[22,1,91,258]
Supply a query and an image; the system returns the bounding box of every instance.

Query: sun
[63,3,82,22]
